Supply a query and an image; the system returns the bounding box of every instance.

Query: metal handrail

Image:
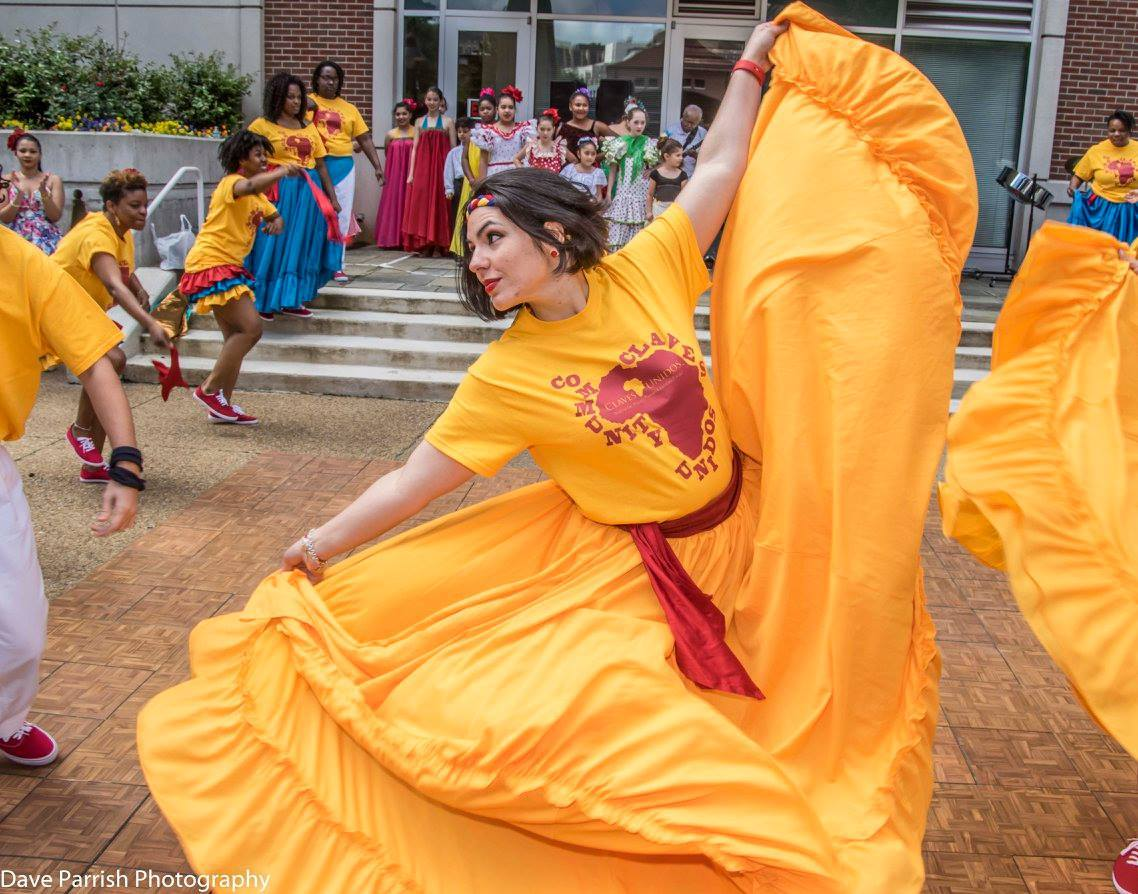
[135,165,205,310]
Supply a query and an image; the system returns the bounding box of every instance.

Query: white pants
[333,164,356,268]
[0,446,46,739]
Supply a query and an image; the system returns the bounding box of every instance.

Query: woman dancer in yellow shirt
[178,129,296,426]
[53,169,170,481]
[139,8,980,892]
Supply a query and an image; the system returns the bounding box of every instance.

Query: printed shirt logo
[285,134,314,165]
[1107,157,1136,186]
[315,108,343,138]
[551,331,722,482]
[247,207,265,234]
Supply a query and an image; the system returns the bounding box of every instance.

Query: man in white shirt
[664,105,707,178]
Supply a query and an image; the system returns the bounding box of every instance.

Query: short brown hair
[457,167,608,322]
[99,168,148,205]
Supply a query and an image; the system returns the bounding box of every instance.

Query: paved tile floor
[0,452,1132,893]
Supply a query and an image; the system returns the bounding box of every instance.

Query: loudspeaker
[549,81,581,120]
[596,79,634,124]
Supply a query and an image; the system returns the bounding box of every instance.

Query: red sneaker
[208,404,259,426]
[193,386,239,422]
[0,722,59,766]
[280,306,314,318]
[258,312,275,322]
[66,426,105,467]
[332,270,350,284]
[1115,840,1138,894]
[79,464,110,484]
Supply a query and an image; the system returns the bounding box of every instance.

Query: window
[450,0,529,11]
[538,0,668,15]
[767,0,898,28]
[403,17,440,105]
[902,36,1029,248]
[535,20,667,130]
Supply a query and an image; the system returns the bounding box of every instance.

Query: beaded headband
[467,193,495,213]
[576,136,599,149]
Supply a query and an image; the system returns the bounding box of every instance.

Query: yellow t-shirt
[426,204,730,525]
[249,117,328,169]
[184,174,278,273]
[53,212,135,311]
[1,227,123,441]
[308,94,369,157]
[1074,139,1138,202]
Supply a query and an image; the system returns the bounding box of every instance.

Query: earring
[551,248,560,258]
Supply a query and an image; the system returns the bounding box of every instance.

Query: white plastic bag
[152,215,196,271]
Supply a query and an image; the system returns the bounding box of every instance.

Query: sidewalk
[0,443,1132,892]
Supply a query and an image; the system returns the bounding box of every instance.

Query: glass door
[663,24,755,132]
[443,18,533,121]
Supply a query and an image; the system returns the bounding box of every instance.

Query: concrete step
[158,329,488,372]
[124,353,464,401]
[312,285,714,322]
[954,345,992,370]
[958,320,995,348]
[951,367,987,399]
[189,307,714,348]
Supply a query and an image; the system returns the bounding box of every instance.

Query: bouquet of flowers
[601,136,627,165]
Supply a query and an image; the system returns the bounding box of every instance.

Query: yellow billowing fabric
[1073,138,1138,202]
[939,221,1138,758]
[0,227,122,441]
[427,204,731,525]
[191,283,255,315]
[449,142,481,255]
[184,175,277,273]
[53,211,135,310]
[137,5,976,892]
[249,117,327,169]
[309,94,370,156]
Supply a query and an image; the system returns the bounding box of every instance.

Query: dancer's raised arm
[282,440,474,578]
[677,20,786,253]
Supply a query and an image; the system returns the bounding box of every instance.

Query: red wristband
[732,59,767,85]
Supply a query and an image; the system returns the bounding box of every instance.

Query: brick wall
[262,0,374,126]
[1052,0,1138,177]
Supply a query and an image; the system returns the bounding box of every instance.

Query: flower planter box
[2,129,223,265]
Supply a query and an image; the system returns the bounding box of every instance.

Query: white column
[239,0,265,121]
[1019,0,1071,250]
[356,0,398,243]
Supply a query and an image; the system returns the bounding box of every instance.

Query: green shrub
[0,26,251,131]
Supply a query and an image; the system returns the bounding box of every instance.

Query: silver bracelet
[300,529,328,572]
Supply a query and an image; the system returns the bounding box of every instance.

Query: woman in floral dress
[0,131,64,254]
[602,103,658,250]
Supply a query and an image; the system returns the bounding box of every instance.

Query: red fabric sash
[623,449,764,699]
[264,165,346,244]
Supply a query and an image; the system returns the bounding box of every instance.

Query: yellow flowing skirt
[449,143,480,256]
[137,5,978,892]
[939,221,1138,758]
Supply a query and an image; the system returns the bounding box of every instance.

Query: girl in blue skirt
[1067,110,1138,243]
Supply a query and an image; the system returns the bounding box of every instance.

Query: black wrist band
[110,446,143,471]
[108,465,146,491]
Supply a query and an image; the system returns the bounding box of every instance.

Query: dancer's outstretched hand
[282,538,325,582]
[92,481,139,536]
[741,19,788,72]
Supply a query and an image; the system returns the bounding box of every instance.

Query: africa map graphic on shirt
[1107,157,1136,186]
[552,330,721,481]
[285,135,314,165]
[315,109,343,137]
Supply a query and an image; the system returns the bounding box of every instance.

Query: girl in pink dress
[374,100,418,248]
[514,109,568,173]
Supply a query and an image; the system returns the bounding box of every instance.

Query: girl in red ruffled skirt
[178,130,298,425]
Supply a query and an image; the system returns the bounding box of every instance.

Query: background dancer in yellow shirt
[53,168,170,482]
